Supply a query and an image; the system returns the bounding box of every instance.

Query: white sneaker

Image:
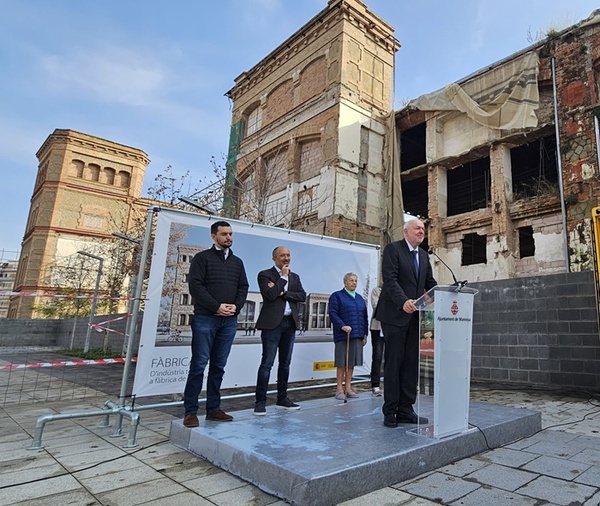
[372,387,382,397]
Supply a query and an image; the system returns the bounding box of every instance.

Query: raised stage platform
[170,394,541,505]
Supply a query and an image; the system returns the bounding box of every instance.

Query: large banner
[132,209,380,397]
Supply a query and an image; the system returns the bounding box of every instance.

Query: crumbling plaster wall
[227,0,397,245]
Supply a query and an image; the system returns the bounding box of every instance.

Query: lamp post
[111,232,141,355]
[77,251,104,353]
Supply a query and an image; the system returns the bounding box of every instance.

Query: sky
[1,0,598,256]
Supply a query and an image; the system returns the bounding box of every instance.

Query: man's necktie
[412,250,419,277]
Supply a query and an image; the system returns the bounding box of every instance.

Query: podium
[414,284,478,438]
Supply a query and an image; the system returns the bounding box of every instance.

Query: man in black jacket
[376,218,437,428]
[183,221,249,428]
[253,246,306,415]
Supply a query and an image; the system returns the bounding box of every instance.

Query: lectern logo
[451,300,459,315]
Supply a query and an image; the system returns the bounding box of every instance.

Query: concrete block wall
[470,270,600,392]
[0,313,141,354]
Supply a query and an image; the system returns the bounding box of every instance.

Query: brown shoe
[183,414,199,427]
[205,410,233,422]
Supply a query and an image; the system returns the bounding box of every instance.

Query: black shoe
[276,398,300,410]
[254,401,266,416]
[396,410,428,424]
[383,414,398,428]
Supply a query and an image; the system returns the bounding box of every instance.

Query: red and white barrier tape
[0,291,144,301]
[89,313,132,336]
[0,356,137,370]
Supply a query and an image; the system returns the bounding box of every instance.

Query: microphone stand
[428,249,468,291]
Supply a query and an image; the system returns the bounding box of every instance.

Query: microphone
[428,249,467,288]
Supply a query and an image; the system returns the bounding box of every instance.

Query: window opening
[511,135,558,199]
[400,123,426,171]
[461,233,487,265]
[447,157,490,216]
[518,226,535,258]
[401,176,428,218]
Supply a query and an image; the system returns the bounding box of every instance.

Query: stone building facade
[224,0,399,245]
[9,129,150,318]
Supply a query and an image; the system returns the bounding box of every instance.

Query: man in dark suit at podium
[253,246,306,415]
[376,218,437,428]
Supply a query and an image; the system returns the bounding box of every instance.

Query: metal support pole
[77,251,104,353]
[28,404,139,450]
[112,206,158,436]
[551,57,569,272]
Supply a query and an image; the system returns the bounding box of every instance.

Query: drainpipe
[551,57,570,272]
[594,115,600,176]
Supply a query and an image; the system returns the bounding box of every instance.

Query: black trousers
[381,316,419,416]
[370,329,384,387]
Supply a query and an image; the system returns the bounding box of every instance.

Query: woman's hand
[362,336,367,347]
[341,325,352,333]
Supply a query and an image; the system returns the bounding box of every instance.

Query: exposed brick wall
[266,79,294,125]
[298,139,324,181]
[298,56,327,104]
[470,271,600,392]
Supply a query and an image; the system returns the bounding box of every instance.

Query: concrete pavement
[1,384,600,505]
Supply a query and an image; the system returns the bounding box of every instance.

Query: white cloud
[40,46,167,107]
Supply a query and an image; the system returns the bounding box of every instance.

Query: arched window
[245,104,262,137]
[117,171,131,188]
[70,159,85,178]
[266,80,294,124]
[104,167,116,185]
[299,56,326,103]
[88,163,100,182]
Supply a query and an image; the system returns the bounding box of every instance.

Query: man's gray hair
[343,272,358,283]
[404,218,421,230]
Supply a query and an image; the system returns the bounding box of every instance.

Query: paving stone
[401,473,480,503]
[338,487,416,505]
[571,447,600,467]
[465,463,537,491]
[77,464,165,494]
[583,490,600,506]
[479,447,538,468]
[208,483,281,506]
[0,475,82,506]
[449,485,539,505]
[96,477,188,505]
[0,461,66,488]
[73,455,145,479]
[8,489,100,506]
[141,492,214,506]
[576,465,600,488]
[516,475,597,506]
[522,455,590,480]
[55,446,130,471]
[183,470,247,497]
[438,456,489,477]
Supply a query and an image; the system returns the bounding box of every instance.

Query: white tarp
[409,51,540,130]
[132,209,380,398]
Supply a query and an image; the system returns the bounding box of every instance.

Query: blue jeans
[255,316,296,404]
[183,314,237,415]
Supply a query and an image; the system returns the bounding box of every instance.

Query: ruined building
[399,11,600,284]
